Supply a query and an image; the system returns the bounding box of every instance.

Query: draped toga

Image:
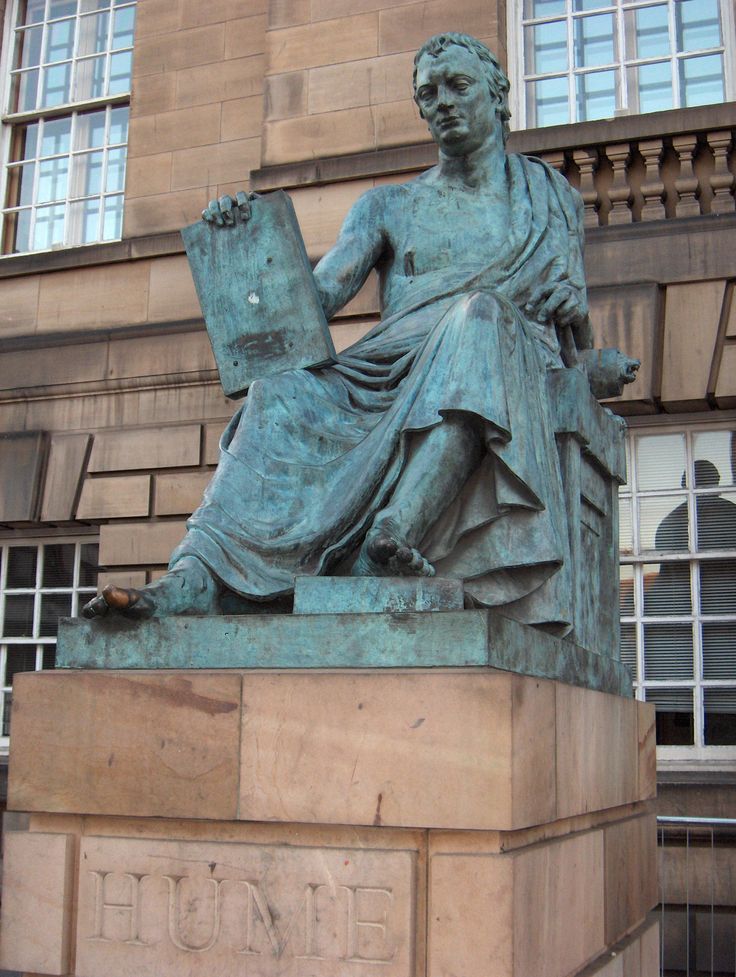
[172,154,587,632]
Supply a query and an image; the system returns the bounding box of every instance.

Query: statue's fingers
[525,282,555,312]
[219,194,235,226]
[523,284,556,317]
[205,198,224,226]
[235,190,252,221]
[538,287,567,321]
[555,296,586,327]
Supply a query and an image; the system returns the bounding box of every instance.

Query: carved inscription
[76,837,415,977]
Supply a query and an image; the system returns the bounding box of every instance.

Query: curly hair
[412,33,511,143]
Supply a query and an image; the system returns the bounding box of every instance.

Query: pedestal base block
[1,663,658,977]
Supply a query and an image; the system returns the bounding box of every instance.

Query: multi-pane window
[0,538,98,747]
[620,427,736,752]
[518,0,733,128]
[1,0,136,253]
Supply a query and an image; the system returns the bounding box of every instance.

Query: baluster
[708,130,735,214]
[542,150,566,174]
[573,148,599,227]
[606,142,633,224]
[639,138,666,221]
[672,134,701,217]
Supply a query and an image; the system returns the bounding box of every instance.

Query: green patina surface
[56,610,632,697]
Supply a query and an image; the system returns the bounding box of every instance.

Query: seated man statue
[84,32,620,634]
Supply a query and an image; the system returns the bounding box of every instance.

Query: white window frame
[0,0,135,255]
[508,0,736,130]
[621,414,736,773]
[0,534,99,754]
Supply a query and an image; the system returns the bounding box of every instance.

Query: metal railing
[658,816,736,977]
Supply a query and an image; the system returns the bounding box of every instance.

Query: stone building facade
[0,0,735,969]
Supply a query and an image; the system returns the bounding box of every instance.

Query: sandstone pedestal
[0,624,658,977]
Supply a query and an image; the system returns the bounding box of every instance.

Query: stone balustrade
[509,105,736,228]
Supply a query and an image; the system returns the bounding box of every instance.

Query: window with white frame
[1,0,136,254]
[515,0,735,128]
[0,538,98,749]
[619,426,736,755]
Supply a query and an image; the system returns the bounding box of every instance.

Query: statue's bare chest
[385,186,511,278]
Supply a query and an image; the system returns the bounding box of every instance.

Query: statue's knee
[464,290,504,319]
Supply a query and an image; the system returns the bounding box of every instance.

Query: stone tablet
[182,190,336,398]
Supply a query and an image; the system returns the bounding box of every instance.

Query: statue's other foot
[354,524,435,578]
[82,585,155,620]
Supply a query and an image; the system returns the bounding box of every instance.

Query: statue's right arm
[311,189,386,321]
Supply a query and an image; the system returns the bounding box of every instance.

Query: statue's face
[414,46,501,156]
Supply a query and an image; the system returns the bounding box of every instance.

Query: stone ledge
[56,609,632,696]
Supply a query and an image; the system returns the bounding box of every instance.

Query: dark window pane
[3,594,35,637]
[40,117,71,156]
[643,561,691,615]
[620,622,637,680]
[39,593,72,636]
[109,106,129,144]
[692,431,736,489]
[2,692,13,737]
[680,53,725,107]
[696,492,736,550]
[636,434,686,490]
[642,496,689,552]
[42,543,75,588]
[619,498,633,554]
[704,689,736,745]
[17,24,43,68]
[48,0,77,18]
[643,623,694,679]
[10,122,40,163]
[575,68,616,121]
[5,645,37,685]
[645,687,694,745]
[632,61,673,114]
[5,209,32,253]
[631,5,670,60]
[700,559,736,614]
[79,543,99,586]
[524,0,565,14]
[6,546,37,587]
[574,13,614,69]
[42,646,56,670]
[528,76,570,127]
[525,21,568,75]
[620,564,634,615]
[20,0,46,25]
[676,0,722,53]
[702,622,736,679]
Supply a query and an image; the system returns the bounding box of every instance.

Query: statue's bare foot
[354,524,435,578]
[82,585,154,620]
[81,557,219,621]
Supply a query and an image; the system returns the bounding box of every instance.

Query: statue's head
[412,33,511,149]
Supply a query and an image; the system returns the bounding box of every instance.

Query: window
[515,0,734,128]
[0,537,98,749]
[0,0,136,254]
[620,426,736,756]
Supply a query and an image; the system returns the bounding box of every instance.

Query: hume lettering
[86,870,398,964]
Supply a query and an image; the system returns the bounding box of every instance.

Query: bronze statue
[84,33,636,629]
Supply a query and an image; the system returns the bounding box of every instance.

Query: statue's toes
[393,546,435,577]
[81,594,109,619]
[99,584,155,620]
[367,533,399,564]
